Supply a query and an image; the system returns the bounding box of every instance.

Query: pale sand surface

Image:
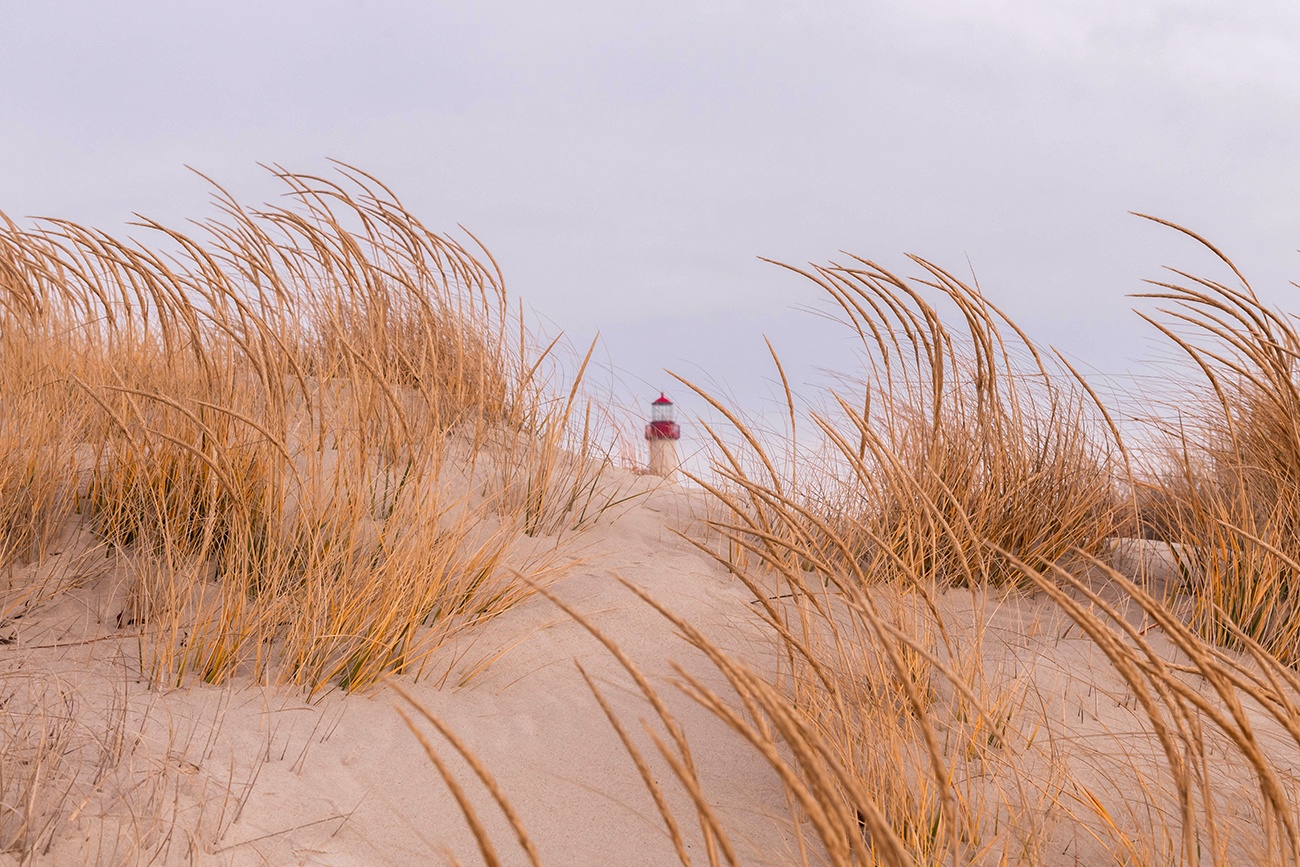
[2,479,797,865]
[4,476,1299,865]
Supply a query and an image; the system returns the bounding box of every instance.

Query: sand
[3,474,1299,865]
[2,478,799,865]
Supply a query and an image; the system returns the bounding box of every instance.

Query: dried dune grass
[658,245,1300,865]
[0,242,86,574]
[1132,216,1300,666]
[685,255,1122,593]
[0,669,255,864]
[0,165,620,693]
[658,247,1300,864]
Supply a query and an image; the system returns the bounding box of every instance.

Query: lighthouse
[645,393,681,477]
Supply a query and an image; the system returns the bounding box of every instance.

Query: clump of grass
[0,164,619,692]
[1132,216,1300,666]
[689,255,1122,592]
[0,238,86,574]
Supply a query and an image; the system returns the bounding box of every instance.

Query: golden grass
[659,243,1300,864]
[1130,216,1300,666]
[664,242,1300,864]
[0,165,620,694]
[684,254,1122,592]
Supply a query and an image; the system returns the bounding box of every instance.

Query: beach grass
[7,171,1300,864]
[0,165,618,695]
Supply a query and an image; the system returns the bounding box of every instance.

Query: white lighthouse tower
[645,393,681,477]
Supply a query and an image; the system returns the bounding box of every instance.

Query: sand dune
[5,474,1299,865]
[2,477,788,864]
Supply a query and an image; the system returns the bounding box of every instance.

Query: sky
[4,2,1299,460]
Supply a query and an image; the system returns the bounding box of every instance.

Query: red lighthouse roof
[652,392,672,405]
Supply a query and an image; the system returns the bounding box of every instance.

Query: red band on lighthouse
[645,392,680,477]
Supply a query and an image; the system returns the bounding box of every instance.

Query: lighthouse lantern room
[644,393,681,477]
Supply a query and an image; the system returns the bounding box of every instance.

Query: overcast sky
[4,2,1299,448]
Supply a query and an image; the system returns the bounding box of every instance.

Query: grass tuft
[0,165,620,692]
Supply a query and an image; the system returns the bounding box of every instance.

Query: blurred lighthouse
[645,393,681,477]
